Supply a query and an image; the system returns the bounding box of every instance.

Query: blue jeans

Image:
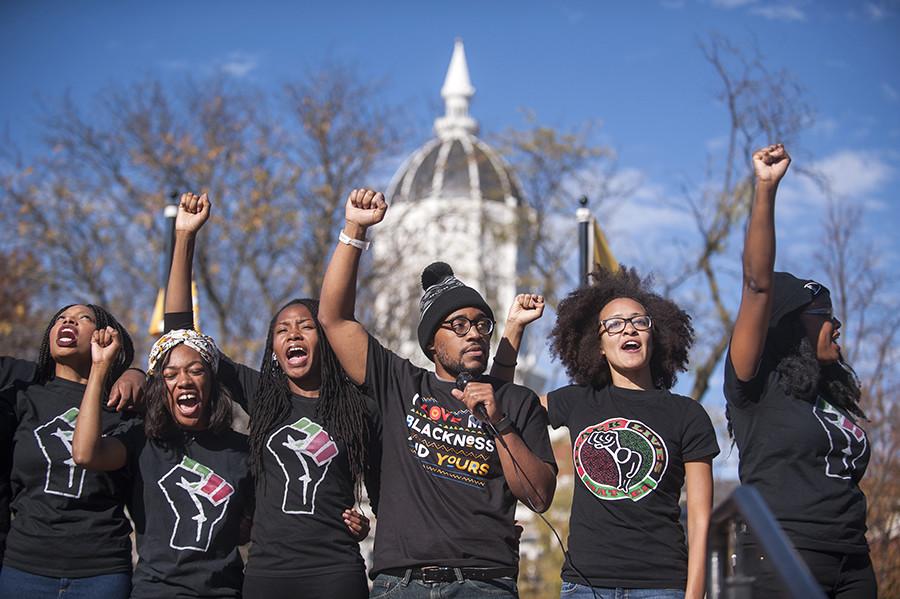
[560,582,684,599]
[0,566,131,599]
[371,572,518,598]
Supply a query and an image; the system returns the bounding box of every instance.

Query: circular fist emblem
[573,417,668,502]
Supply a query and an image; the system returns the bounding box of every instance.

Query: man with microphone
[319,188,556,598]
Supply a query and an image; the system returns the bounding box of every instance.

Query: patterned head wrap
[147,329,220,375]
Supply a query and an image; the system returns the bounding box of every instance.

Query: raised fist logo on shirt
[813,397,868,481]
[267,417,338,514]
[34,407,86,498]
[158,456,235,551]
[573,417,668,502]
[590,431,644,492]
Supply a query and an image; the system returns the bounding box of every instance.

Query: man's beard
[434,345,487,378]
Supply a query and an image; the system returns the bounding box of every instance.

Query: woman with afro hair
[726,144,875,597]
[543,266,719,599]
[164,192,378,599]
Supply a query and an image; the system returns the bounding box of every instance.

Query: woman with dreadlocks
[166,192,376,599]
[544,267,719,599]
[0,304,140,598]
[726,144,876,597]
[72,324,252,598]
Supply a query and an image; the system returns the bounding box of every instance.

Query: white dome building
[372,40,540,387]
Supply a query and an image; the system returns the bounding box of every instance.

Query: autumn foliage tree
[1,67,403,362]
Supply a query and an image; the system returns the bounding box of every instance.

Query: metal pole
[576,196,591,287]
[163,191,179,298]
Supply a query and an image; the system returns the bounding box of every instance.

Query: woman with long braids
[542,268,718,599]
[72,324,252,598]
[166,192,376,599]
[726,144,876,597]
[0,304,142,598]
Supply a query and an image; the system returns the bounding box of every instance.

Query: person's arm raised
[490,293,545,383]
[318,189,387,385]
[730,144,790,381]
[72,328,129,471]
[166,192,211,316]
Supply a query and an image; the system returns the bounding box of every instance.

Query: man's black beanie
[417,262,494,360]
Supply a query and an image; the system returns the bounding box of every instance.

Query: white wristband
[339,230,370,251]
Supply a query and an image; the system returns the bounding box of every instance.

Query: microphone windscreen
[455,371,474,391]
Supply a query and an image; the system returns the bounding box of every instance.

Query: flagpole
[163,191,179,294]
[576,196,591,288]
[149,192,180,337]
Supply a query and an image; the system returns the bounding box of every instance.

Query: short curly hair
[550,266,694,390]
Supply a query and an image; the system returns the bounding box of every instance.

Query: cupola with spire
[386,39,520,206]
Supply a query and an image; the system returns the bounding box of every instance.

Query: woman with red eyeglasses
[725,144,876,597]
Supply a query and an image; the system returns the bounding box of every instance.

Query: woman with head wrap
[725,144,875,597]
[72,326,252,598]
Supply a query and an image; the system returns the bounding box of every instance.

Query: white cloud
[705,136,729,151]
[883,82,899,102]
[812,117,839,137]
[711,0,756,8]
[160,59,191,71]
[811,150,893,197]
[749,4,806,21]
[864,2,889,20]
[775,149,893,221]
[220,52,259,78]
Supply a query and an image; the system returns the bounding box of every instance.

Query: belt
[381,566,517,583]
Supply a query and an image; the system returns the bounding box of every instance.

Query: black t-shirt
[723,352,870,553]
[364,335,557,575]
[547,384,719,589]
[4,377,135,577]
[202,326,381,578]
[113,422,252,598]
[0,357,37,561]
[245,393,370,577]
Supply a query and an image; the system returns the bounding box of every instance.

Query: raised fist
[176,192,211,234]
[91,327,121,367]
[344,189,387,228]
[752,144,791,185]
[507,293,545,328]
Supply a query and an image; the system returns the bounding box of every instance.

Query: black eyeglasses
[803,306,834,320]
[441,316,494,337]
[599,315,652,335]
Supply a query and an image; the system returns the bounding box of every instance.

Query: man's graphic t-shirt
[4,377,134,577]
[364,335,556,576]
[724,352,870,553]
[114,423,252,598]
[547,384,719,589]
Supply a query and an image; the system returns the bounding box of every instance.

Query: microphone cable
[456,372,599,599]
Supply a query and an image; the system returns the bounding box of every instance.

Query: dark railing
[707,485,825,599]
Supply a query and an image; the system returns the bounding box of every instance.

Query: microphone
[455,371,488,421]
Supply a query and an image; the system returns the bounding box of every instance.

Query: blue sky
[3,1,899,476]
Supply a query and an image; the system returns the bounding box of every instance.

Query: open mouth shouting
[621,340,642,353]
[175,391,203,419]
[56,326,78,348]
[286,345,309,368]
